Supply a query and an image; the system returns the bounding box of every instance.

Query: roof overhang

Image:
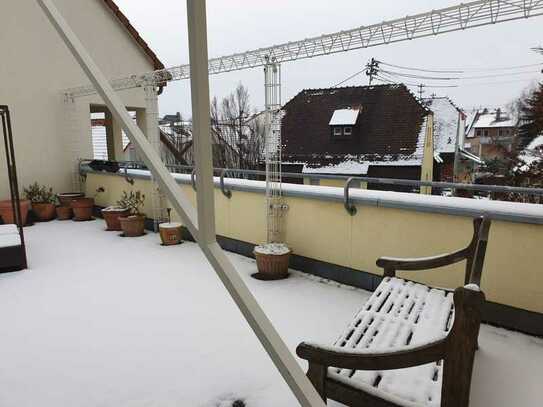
[101,0,165,72]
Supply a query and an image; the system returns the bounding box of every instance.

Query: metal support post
[36,1,326,405]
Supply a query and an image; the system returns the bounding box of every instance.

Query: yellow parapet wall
[85,172,543,314]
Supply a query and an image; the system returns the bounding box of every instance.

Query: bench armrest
[376,248,469,271]
[296,340,447,371]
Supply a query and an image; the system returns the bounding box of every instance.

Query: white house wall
[0,0,157,198]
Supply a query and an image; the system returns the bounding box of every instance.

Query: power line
[377,60,463,74]
[331,69,366,87]
[377,60,543,74]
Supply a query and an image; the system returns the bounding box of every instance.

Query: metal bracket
[220,169,232,199]
[124,165,135,185]
[191,169,197,191]
[344,177,358,216]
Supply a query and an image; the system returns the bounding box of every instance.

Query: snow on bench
[0,224,21,248]
[297,217,491,407]
[329,277,453,407]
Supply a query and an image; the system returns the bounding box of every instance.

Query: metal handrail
[344,177,358,216]
[80,159,543,197]
[220,169,232,199]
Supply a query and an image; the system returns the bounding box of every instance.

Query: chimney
[496,108,501,121]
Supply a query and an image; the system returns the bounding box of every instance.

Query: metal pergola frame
[36,0,325,405]
[0,105,27,269]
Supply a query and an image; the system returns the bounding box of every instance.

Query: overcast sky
[114,0,543,117]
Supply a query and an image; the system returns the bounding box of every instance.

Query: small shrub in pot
[117,191,146,237]
[24,182,56,221]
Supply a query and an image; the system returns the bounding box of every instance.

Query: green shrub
[24,182,56,204]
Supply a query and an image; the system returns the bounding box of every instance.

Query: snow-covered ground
[0,220,541,407]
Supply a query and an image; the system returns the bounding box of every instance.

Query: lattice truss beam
[66,0,543,97]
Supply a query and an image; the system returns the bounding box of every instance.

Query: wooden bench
[0,224,26,273]
[297,217,491,407]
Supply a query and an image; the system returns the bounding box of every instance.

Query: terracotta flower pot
[159,222,183,245]
[120,215,145,237]
[71,197,94,221]
[102,207,130,231]
[56,206,73,220]
[32,202,56,221]
[253,244,291,280]
[0,199,30,225]
[58,192,84,207]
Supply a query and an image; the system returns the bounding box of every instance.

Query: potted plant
[117,190,146,237]
[24,182,56,221]
[102,205,130,231]
[71,197,95,221]
[159,208,183,245]
[0,199,30,225]
[57,192,84,207]
[56,203,73,220]
[253,242,291,280]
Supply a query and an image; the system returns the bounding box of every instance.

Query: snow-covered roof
[425,97,460,154]
[473,110,516,129]
[302,116,428,175]
[328,109,359,126]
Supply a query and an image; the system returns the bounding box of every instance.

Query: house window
[483,130,489,137]
[333,127,343,136]
[476,129,482,137]
[344,127,352,136]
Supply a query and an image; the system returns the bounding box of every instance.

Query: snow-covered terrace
[1,220,541,406]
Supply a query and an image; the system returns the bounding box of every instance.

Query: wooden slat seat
[297,217,491,407]
[329,277,454,407]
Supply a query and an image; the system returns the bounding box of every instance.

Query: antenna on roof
[365,58,380,85]
[417,83,426,99]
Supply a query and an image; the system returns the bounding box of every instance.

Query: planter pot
[56,206,73,220]
[159,222,183,245]
[102,207,130,231]
[0,199,30,225]
[32,202,56,221]
[71,198,94,221]
[253,244,291,280]
[120,215,145,237]
[58,192,84,207]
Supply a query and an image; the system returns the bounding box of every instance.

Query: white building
[0,0,165,198]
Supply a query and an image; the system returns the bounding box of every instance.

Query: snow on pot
[0,199,30,225]
[102,206,130,231]
[71,198,94,221]
[253,243,291,280]
[56,205,73,220]
[159,222,183,245]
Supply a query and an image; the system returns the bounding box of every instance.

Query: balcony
[0,211,541,406]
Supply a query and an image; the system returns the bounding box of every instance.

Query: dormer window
[329,108,359,139]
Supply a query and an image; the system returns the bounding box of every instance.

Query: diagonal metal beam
[36,0,326,405]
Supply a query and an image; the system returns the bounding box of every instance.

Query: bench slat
[329,277,454,407]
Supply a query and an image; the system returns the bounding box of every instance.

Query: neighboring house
[425,97,483,183]
[465,108,518,161]
[281,84,434,191]
[0,0,164,198]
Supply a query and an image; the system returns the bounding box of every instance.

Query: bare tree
[210,83,266,170]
